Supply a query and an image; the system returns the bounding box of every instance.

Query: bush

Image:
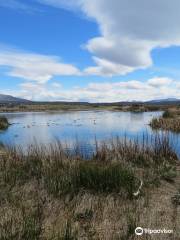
[0,116,9,130]
[162,110,174,118]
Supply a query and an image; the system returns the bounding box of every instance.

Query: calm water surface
[0,111,179,155]
[0,111,180,154]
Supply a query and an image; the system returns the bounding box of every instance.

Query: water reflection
[0,110,179,156]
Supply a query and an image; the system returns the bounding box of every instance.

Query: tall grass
[150,117,180,132]
[0,134,177,197]
[0,134,178,239]
[1,146,138,199]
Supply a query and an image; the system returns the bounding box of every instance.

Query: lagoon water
[0,111,180,157]
[0,111,179,155]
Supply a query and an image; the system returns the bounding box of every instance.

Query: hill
[0,94,31,104]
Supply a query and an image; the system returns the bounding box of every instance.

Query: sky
[0,0,180,102]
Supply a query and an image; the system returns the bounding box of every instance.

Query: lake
[0,111,179,156]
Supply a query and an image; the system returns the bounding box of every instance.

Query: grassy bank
[150,109,180,132]
[0,116,9,130]
[0,135,179,239]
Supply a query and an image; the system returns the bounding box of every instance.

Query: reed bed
[0,134,179,239]
[150,117,180,133]
[150,109,180,133]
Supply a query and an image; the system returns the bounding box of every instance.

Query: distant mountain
[0,94,31,104]
[0,94,179,105]
[146,98,180,104]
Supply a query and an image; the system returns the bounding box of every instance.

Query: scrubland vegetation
[0,135,179,239]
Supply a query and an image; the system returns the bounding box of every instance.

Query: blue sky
[0,0,180,102]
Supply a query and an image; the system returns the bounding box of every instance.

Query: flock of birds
[12,118,98,138]
[16,118,98,129]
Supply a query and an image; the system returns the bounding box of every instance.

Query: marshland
[0,106,180,239]
[0,135,180,239]
[150,108,180,133]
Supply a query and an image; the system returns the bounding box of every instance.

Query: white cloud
[38,0,180,76]
[51,82,62,88]
[84,57,134,76]
[0,49,81,83]
[147,77,173,88]
[3,1,180,77]
[12,77,180,102]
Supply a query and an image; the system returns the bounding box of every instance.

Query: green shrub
[162,110,174,118]
[0,116,9,130]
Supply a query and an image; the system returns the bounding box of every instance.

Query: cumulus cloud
[39,0,180,76]
[12,77,180,102]
[147,77,173,88]
[84,57,134,76]
[0,49,81,83]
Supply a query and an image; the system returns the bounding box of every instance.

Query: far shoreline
[0,102,171,113]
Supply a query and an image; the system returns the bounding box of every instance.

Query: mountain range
[0,94,179,105]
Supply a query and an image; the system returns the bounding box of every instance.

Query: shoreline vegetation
[0,102,171,113]
[0,116,9,130]
[0,135,180,239]
[150,109,180,133]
